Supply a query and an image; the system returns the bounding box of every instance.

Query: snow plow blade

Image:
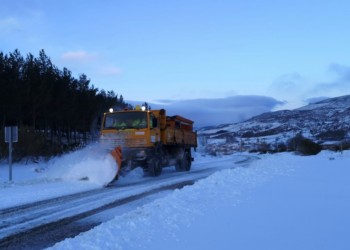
[107,146,122,186]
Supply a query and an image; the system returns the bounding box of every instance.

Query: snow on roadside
[49,151,316,250]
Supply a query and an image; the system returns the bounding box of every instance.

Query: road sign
[5,126,18,143]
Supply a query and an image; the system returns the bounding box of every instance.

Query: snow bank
[49,152,299,250]
[50,151,350,250]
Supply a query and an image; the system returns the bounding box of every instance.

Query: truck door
[149,113,160,143]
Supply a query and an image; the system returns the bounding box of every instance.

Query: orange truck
[100,106,197,178]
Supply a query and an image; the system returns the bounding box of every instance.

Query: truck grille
[100,137,147,148]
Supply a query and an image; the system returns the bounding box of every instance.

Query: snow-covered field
[1,148,350,250]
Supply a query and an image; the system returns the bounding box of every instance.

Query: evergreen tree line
[0,49,130,160]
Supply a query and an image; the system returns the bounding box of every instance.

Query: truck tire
[175,151,191,172]
[183,151,192,171]
[148,157,162,177]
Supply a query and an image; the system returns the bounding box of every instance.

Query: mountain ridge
[199,95,350,154]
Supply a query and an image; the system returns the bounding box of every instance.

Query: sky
[1,0,350,126]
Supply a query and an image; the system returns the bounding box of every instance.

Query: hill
[198,95,350,155]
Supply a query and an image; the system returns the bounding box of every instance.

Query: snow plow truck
[100,106,197,180]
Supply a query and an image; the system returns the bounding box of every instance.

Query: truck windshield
[103,111,148,129]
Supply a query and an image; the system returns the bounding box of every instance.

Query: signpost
[4,126,18,182]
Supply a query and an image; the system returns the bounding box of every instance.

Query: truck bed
[163,115,197,147]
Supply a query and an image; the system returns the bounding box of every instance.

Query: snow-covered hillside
[199,95,350,155]
[1,148,350,250]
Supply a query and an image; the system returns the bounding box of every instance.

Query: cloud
[269,73,307,97]
[329,63,350,79]
[61,51,121,76]
[99,66,122,75]
[309,64,350,96]
[0,17,21,33]
[128,96,284,128]
[268,67,350,110]
[61,51,98,62]
[324,63,350,89]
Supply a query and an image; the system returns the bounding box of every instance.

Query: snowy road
[3,151,348,250]
[0,154,253,249]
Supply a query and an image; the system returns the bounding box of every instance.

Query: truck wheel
[175,152,191,172]
[183,152,191,171]
[175,159,182,172]
[148,158,162,177]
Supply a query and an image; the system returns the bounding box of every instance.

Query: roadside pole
[5,126,18,182]
[9,138,12,181]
